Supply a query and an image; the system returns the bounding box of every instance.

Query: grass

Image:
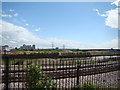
[75,82,99,90]
[4,49,117,56]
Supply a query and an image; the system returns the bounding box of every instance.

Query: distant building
[0,45,12,52]
[20,44,36,50]
[55,47,59,50]
[32,45,35,50]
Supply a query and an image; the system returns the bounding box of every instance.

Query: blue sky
[1,1,119,49]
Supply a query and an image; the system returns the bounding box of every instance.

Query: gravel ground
[0,71,119,89]
[54,71,120,88]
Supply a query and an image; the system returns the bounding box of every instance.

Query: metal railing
[1,54,120,89]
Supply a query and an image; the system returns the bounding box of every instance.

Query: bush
[75,82,99,90]
[76,61,82,65]
[26,65,57,89]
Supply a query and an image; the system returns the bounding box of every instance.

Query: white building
[0,45,12,52]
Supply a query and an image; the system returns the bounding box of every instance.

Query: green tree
[26,65,57,89]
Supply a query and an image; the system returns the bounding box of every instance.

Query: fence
[1,54,120,89]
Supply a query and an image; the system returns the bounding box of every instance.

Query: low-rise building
[0,45,12,52]
[20,44,35,50]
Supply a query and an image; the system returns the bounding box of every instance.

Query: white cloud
[10,40,16,43]
[0,13,18,18]
[111,0,120,6]
[0,14,12,18]
[105,0,119,28]
[93,9,106,17]
[1,19,118,49]
[0,10,18,18]
[94,0,119,28]
[35,27,40,32]
[25,23,29,26]
[98,38,118,49]
[105,8,118,28]
[9,9,14,12]
[14,13,19,16]
[1,19,50,48]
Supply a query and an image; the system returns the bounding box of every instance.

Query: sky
[0,0,119,49]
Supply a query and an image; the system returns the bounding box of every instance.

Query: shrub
[26,65,57,89]
[76,61,82,65]
[75,82,99,90]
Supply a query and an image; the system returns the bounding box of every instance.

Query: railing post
[118,55,120,88]
[4,55,9,90]
[77,65,80,86]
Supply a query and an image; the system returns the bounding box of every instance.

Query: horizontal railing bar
[2,62,118,73]
[42,62,118,71]
[2,67,118,82]
[2,54,120,59]
[52,67,119,79]
[45,66,119,76]
[2,66,118,79]
[3,69,26,73]
[2,79,27,83]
